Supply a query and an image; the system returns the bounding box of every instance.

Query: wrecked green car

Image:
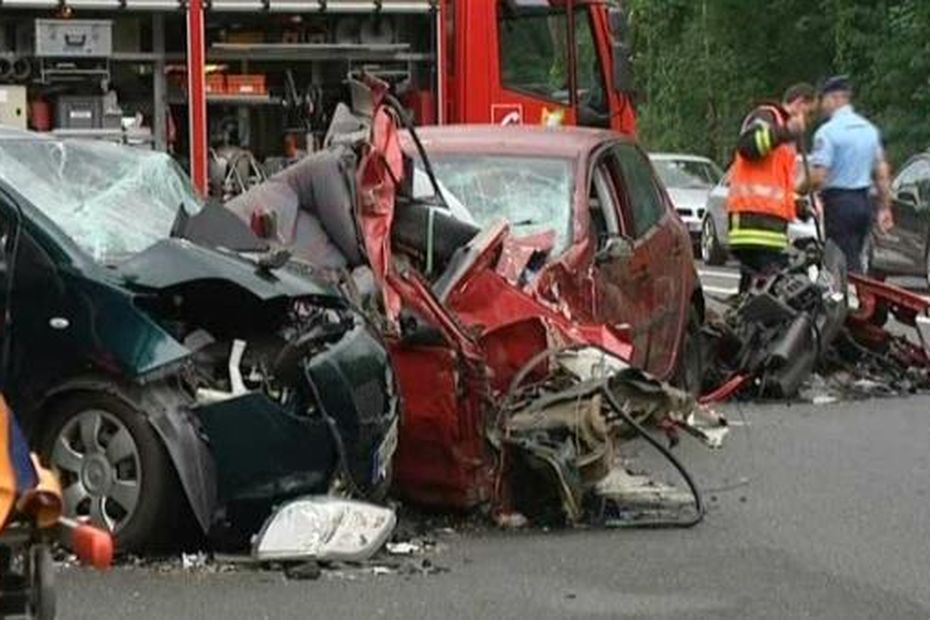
[0,128,398,551]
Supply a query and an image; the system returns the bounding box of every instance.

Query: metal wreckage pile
[700,236,930,403]
[223,79,930,563]
[223,78,727,559]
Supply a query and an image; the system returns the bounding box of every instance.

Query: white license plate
[373,418,398,482]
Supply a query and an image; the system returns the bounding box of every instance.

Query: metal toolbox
[35,20,112,58]
[56,96,103,130]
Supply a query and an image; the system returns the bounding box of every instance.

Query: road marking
[703,285,738,297]
[698,268,740,280]
[699,270,930,302]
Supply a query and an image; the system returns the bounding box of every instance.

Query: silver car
[649,152,723,244]
[700,157,820,265]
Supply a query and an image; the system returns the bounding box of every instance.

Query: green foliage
[630,0,930,167]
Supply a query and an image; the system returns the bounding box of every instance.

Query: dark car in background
[869,150,930,282]
[0,129,397,551]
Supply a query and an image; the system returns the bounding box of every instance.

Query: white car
[649,152,724,245]
[700,158,820,265]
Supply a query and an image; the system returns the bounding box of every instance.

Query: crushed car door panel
[591,149,650,369]
[611,143,685,377]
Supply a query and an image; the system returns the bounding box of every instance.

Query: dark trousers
[822,188,871,274]
[732,247,788,292]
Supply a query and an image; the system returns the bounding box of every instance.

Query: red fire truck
[0,0,635,192]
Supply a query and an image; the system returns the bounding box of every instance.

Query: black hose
[301,362,367,499]
[600,384,706,528]
[496,344,706,528]
[497,343,592,429]
[382,93,449,211]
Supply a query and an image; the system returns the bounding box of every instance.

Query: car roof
[409,125,629,159]
[649,152,715,163]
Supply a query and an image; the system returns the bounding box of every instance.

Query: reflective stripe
[729,228,788,249]
[754,130,766,156]
[760,127,772,153]
[729,183,786,201]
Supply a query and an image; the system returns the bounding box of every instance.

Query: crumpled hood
[666,187,711,211]
[117,238,343,302]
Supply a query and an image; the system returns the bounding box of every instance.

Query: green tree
[629,0,929,168]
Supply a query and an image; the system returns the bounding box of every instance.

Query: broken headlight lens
[251,496,396,562]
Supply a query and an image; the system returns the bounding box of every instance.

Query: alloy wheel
[50,409,142,533]
[701,218,716,263]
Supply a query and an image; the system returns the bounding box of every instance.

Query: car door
[610,143,688,377]
[886,157,930,274]
[588,148,650,368]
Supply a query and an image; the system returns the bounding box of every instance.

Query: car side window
[897,160,930,206]
[612,144,666,238]
[589,162,621,251]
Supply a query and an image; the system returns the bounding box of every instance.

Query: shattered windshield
[652,158,722,189]
[427,154,575,253]
[0,133,202,264]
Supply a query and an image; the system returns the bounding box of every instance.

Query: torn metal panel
[501,353,725,526]
[390,345,494,509]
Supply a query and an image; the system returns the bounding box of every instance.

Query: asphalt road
[54,264,930,619]
[57,398,930,619]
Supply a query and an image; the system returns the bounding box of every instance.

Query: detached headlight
[252,497,396,562]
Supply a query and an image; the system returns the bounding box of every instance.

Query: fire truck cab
[447,0,635,134]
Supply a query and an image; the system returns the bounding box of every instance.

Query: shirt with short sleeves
[810,105,883,190]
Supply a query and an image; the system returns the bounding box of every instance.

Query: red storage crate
[227,74,266,95]
[205,73,226,94]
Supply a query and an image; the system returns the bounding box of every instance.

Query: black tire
[29,544,55,620]
[700,217,727,266]
[673,306,704,396]
[39,392,181,553]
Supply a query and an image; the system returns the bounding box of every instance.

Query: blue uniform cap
[820,75,852,96]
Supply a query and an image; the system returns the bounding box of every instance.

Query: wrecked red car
[404,125,704,383]
[227,82,715,525]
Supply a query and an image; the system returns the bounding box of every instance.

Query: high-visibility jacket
[727,104,797,250]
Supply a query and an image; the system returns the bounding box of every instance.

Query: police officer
[809,76,892,273]
[728,83,817,292]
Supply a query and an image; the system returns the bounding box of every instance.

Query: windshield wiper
[169,202,189,238]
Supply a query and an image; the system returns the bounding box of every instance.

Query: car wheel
[28,544,55,620]
[700,217,726,266]
[40,393,180,553]
[673,306,704,396]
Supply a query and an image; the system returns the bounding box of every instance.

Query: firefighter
[727,83,817,292]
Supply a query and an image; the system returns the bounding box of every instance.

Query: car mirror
[596,236,633,264]
[608,8,634,95]
[897,189,919,207]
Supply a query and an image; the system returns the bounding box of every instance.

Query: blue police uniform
[810,102,883,273]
